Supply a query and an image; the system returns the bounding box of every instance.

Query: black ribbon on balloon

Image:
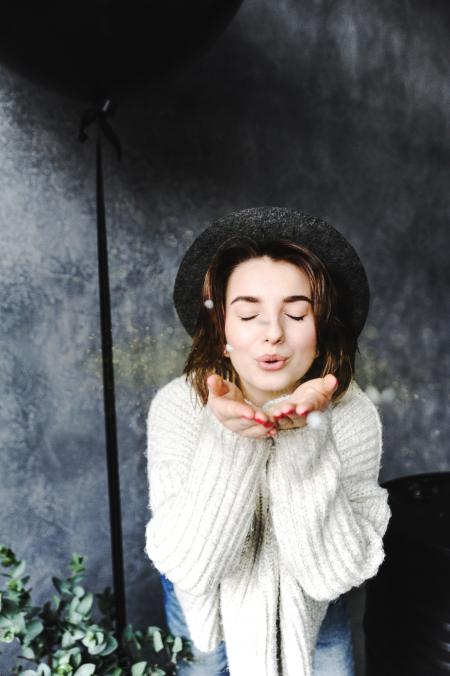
[79,100,126,639]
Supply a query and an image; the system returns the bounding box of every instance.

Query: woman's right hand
[206,374,276,438]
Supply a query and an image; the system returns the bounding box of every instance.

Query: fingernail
[298,409,310,417]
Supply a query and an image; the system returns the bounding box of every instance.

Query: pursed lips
[256,354,289,362]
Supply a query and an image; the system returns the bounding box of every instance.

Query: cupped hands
[206,373,338,438]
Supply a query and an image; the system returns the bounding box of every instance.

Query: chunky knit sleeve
[144,376,271,597]
[267,380,391,602]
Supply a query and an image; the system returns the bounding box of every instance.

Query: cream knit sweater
[144,376,391,676]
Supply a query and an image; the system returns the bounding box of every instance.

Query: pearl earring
[224,343,234,358]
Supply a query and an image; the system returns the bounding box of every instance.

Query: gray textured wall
[1,0,449,671]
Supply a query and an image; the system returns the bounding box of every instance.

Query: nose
[258,316,284,344]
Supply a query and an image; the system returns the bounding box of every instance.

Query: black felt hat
[173,206,370,338]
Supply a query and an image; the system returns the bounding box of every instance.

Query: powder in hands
[261,394,291,411]
[306,411,326,429]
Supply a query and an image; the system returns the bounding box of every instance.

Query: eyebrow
[230,295,312,305]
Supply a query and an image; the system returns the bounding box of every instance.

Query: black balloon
[0,0,243,102]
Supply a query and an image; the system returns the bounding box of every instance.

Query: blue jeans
[160,574,355,675]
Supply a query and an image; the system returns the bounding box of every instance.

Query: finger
[207,374,229,398]
[300,378,337,413]
[307,375,338,401]
[303,375,338,401]
[217,397,255,422]
[239,422,277,438]
[296,384,336,415]
[253,410,274,428]
[323,373,338,393]
[271,403,296,419]
[295,400,317,416]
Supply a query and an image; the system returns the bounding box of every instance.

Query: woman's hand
[264,374,339,431]
[206,375,276,438]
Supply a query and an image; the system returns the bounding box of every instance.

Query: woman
[145,207,391,675]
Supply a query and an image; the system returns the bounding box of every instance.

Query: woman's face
[224,256,318,407]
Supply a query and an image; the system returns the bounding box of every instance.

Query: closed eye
[240,315,306,321]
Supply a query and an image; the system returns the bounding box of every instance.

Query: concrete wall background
[1,0,449,672]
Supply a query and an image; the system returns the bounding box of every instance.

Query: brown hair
[183,237,358,406]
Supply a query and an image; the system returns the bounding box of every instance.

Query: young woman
[145,207,391,676]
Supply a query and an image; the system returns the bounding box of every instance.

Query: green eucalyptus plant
[0,545,193,675]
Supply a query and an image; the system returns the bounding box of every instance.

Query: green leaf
[73,586,85,598]
[131,662,147,676]
[25,620,44,642]
[150,669,166,676]
[52,594,61,610]
[72,649,82,668]
[70,554,86,575]
[11,560,27,578]
[0,626,15,643]
[71,628,85,641]
[22,645,36,659]
[21,671,38,676]
[68,610,83,625]
[69,597,81,617]
[52,577,70,595]
[37,664,51,676]
[55,666,73,676]
[62,630,75,648]
[100,634,118,656]
[86,639,106,656]
[8,577,23,593]
[77,592,93,615]
[55,650,72,666]
[172,636,182,653]
[0,545,17,567]
[152,629,164,653]
[15,611,27,633]
[123,624,133,642]
[73,665,96,676]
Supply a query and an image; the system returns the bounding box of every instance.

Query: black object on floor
[364,472,450,676]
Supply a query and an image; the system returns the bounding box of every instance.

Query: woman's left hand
[264,374,339,432]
